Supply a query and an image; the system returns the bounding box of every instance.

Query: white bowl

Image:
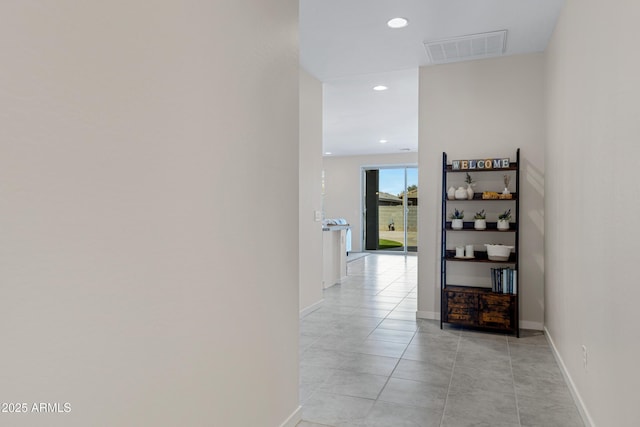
[484,244,514,261]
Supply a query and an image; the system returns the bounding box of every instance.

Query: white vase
[454,187,467,200]
[466,184,474,200]
[451,219,463,230]
[474,219,486,230]
[447,186,456,200]
[497,219,510,231]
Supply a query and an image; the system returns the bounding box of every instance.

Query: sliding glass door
[363,166,418,253]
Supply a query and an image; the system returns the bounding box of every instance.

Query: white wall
[418,54,546,328]
[0,2,300,426]
[323,153,418,252]
[545,1,640,425]
[299,68,324,315]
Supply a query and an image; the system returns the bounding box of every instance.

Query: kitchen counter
[322,225,350,288]
[322,224,351,231]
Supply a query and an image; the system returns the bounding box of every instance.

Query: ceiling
[300,0,565,156]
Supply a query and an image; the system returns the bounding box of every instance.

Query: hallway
[299,254,583,426]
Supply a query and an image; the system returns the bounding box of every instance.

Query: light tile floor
[298,254,583,427]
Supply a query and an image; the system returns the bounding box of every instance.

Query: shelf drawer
[478,294,515,329]
[447,291,476,306]
[443,291,478,325]
[447,307,475,324]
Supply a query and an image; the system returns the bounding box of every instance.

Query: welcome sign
[451,158,510,170]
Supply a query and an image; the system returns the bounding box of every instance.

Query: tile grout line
[439,330,462,427]
[299,255,385,416]
[507,338,523,427]
[371,322,418,403]
[299,255,421,425]
[366,287,419,405]
[301,255,572,426]
[342,263,416,422]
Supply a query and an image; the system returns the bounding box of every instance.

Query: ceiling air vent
[424,30,507,64]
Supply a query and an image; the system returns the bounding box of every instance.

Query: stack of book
[490,267,517,294]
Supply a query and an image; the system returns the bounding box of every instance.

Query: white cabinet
[322,226,348,288]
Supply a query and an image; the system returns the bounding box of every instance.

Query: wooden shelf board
[446,193,518,201]
[446,163,518,172]
[444,222,517,232]
[444,250,517,264]
[443,285,517,295]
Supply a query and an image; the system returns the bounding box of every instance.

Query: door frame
[361,164,418,254]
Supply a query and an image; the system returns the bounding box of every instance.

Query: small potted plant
[449,209,464,230]
[465,172,475,199]
[474,209,486,230]
[497,209,512,231]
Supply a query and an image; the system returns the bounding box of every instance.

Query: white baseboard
[323,281,339,289]
[416,310,542,330]
[299,299,323,318]
[416,310,440,320]
[280,405,302,427]
[544,327,595,427]
[416,310,543,333]
[520,320,544,331]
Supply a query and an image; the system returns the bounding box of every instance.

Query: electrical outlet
[314,210,322,222]
[582,345,588,369]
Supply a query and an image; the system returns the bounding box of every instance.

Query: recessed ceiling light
[387,17,408,29]
[379,139,388,144]
[325,151,332,155]
[373,85,388,91]
[400,148,411,151]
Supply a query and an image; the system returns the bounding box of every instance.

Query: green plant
[449,209,464,220]
[474,209,486,220]
[465,172,475,185]
[498,209,512,221]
